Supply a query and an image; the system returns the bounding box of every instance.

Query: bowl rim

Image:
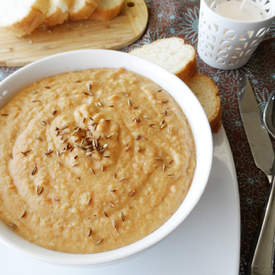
[0,49,213,265]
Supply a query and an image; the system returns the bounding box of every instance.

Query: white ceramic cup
[198,0,275,70]
[0,50,213,265]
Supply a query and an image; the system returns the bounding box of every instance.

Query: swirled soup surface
[0,68,195,253]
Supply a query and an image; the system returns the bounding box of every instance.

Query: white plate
[0,126,240,275]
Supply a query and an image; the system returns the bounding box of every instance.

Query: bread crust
[176,56,197,83]
[70,0,99,21]
[91,0,124,21]
[44,7,68,27]
[2,0,49,37]
[7,8,46,37]
[210,100,222,133]
[186,74,222,133]
[64,0,75,8]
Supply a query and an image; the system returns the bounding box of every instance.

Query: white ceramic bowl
[0,50,213,265]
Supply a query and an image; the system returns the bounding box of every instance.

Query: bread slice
[129,38,221,132]
[44,0,71,27]
[0,0,49,37]
[130,37,197,82]
[69,0,100,21]
[186,74,222,133]
[90,0,125,21]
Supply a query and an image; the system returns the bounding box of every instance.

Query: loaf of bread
[0,0,49,37]
[0,0,126,36]
[129,37,222,133]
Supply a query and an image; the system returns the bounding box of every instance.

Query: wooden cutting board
[0,0,148,66]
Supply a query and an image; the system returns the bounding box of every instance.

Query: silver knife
[238,76,275,275]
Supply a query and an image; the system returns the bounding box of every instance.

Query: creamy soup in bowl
[0,50,212,264]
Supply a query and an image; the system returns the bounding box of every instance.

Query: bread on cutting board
[44,0,72,27]
[0,0,49,37]
[90,0,125,21]
[0,0,126,36]
[69,0,100,21]
[129,37,222,133]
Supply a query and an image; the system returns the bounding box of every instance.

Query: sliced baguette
[44,0,71,27]
[0,0,49,37]
[90,0,125,21]
[186,74,222,133]
[69,0,100,21]
[130,37,197,82]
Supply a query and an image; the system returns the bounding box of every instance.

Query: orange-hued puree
[0,68,195,253]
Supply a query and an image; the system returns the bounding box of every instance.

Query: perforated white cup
[197,0,275,70]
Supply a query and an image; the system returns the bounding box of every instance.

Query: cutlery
[263,92,275,139]
[238,76,275,275]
